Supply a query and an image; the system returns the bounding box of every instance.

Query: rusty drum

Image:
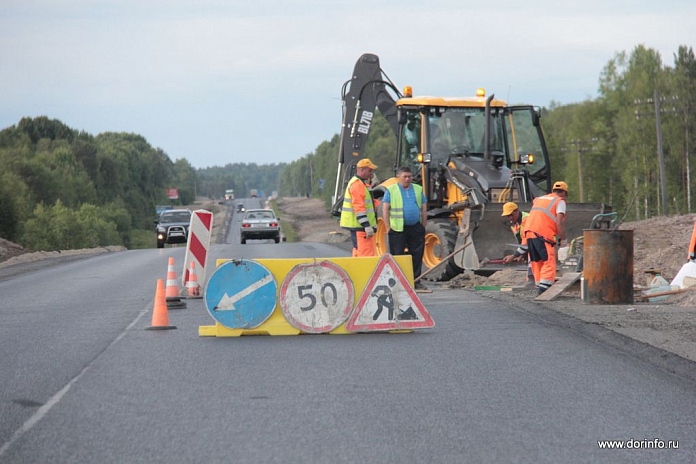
[583,229,633,304]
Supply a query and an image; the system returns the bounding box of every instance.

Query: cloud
[1,0,695,166]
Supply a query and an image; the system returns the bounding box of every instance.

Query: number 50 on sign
[279,261,354,333]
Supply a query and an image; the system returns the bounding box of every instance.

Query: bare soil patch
[275,197,351,249]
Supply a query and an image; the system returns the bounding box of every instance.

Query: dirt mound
[444,268,528,289]
[620,215,693,285]
[276,197,349,244]
[0,237,26,263]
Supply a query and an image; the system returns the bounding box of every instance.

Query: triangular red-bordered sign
[346,254,435,332]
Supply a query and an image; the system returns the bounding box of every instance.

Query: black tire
[240,236,246,245]
[157,241,164,249]
[274,235,280,243]
[422,218,462,281]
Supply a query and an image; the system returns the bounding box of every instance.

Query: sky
[1,0,695,169]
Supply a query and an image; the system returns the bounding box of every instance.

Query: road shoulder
[473,287,696,385]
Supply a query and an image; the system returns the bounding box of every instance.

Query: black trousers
[388,222,425,278]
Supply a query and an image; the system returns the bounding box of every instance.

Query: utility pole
[560,138,598,202]
[635,92,683,216]
[653,90,668,216]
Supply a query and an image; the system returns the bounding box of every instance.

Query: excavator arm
[332,54,401,216]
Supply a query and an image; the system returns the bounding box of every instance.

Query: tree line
[0,117,282,251]
[280,44,696,221]
[197,163,285,201]
[2,44,693,252]
[0,117,199,249]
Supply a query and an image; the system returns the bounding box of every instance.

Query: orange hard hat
[552,181,568,192]
[357,158,378,169]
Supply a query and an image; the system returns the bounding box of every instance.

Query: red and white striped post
[182,209,213,296]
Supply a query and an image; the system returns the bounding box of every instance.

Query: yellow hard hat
[501,202,518,217]
[552,181,568,192]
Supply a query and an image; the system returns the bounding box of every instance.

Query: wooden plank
[534,272,582,301]
[637,287,696,300]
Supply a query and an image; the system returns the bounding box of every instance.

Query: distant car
[236,204,246,213]
[155,209,192,248]
[240,209,280,244]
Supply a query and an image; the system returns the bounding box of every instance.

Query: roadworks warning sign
[346,254,434,332]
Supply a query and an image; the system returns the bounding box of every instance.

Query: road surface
[0,203,694,463]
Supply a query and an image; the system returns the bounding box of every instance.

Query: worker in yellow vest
[502,202,529,264]
[382,166,428,289]
[339,158,380,257]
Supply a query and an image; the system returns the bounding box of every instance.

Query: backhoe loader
[332,54,611,280]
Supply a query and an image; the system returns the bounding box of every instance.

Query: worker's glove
[364,226,375,238]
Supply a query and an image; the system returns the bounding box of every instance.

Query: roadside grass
[128,229,155,249]
[269,199,298,242]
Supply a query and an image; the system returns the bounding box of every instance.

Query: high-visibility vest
[510,211,529,243]
[340,176,377,229]
[386,183,423,232]
[524,194,563,241]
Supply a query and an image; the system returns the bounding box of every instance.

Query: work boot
[415,281,428,291]
[536,286,547,295]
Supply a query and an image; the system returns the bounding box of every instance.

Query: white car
[240,209,280,244]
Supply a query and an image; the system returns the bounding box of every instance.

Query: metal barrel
[583,229,633,304]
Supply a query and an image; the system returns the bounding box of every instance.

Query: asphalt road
[1,208,695,463]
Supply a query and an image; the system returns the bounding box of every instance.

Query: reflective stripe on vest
[386,183,423,232]
[340,176,376,229]
[524,194,562,241]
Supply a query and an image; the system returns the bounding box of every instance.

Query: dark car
[155,209,192,248]
[240,209,280,244]
[236,203,246,213]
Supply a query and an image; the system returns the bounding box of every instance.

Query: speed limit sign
[279,261,355,333]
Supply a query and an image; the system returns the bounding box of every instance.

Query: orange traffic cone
[165,257,186,309]
[146,279,177,330]
[186,261,201,298]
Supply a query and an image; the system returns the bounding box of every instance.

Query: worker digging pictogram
[346,254,434,332]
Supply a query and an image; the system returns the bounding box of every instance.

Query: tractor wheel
[422,219,462,281]
[374,216,388,256]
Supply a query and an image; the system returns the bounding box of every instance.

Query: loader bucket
[467,202,612,273]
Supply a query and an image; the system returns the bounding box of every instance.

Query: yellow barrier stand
[198,255,414,337]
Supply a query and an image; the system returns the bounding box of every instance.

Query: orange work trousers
[351,230,376,257]
[530,241,556,290]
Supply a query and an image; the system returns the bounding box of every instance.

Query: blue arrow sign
[205,260,277,329]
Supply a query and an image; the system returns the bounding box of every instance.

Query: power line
[560,138,599,202]
[634,91,689,214]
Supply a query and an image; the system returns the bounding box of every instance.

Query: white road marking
[0,305,149,459]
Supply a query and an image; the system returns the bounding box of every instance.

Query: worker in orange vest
[339,158,380,257]
[689,220,696,262]
[523,181,568,294]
